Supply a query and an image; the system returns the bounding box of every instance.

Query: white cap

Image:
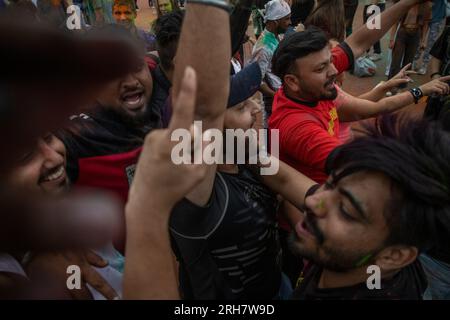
[264,0,291,23]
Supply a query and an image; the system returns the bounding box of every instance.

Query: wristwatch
[409,87,423,104]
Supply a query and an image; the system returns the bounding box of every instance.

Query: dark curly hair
[154,10,184,72]
[326,114,450,261]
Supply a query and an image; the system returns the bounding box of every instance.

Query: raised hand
[381,63,415,91]
[25,250,119,300]
[123,67,210,300]
[419,75,450,97]
[128,67,210,216]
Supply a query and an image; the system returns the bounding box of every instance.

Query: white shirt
[0,253,27,278]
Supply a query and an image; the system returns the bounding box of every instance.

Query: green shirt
[84,0,114,25]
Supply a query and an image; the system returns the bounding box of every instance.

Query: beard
[111,104,150,129]
[319,77,338,100]
[287,233,375,272]
[287,211,375,272]
[298,76,338,102]
[276,25,288,34]
[319,86,338,101]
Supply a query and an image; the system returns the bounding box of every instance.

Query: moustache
[120,86,145,99]
[324,77,336,88]
[122,85,144,93]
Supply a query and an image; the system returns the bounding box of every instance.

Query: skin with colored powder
[113,1,136,28]
[155,0,177,17]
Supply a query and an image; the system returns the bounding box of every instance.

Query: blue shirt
[432,0,446,23]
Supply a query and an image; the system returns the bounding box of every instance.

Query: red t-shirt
[269,44,353,184]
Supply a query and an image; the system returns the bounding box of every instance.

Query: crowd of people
[1,0,450,300]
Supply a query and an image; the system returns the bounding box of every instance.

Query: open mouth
[41,165,65,183]
[294,215,316,241]
[325,81,335,90]
[121,89,145,110]
[39,164,67,194]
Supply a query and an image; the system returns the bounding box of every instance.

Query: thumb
[85,250,108,268]
[438,75,450,83]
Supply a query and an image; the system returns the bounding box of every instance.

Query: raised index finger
[400,63,412,73]
[438,75,450,83]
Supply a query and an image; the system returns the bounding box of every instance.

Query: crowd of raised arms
[1,0,450,300]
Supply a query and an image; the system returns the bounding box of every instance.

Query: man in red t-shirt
[269,0,447,184]
[268,0,449,286]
